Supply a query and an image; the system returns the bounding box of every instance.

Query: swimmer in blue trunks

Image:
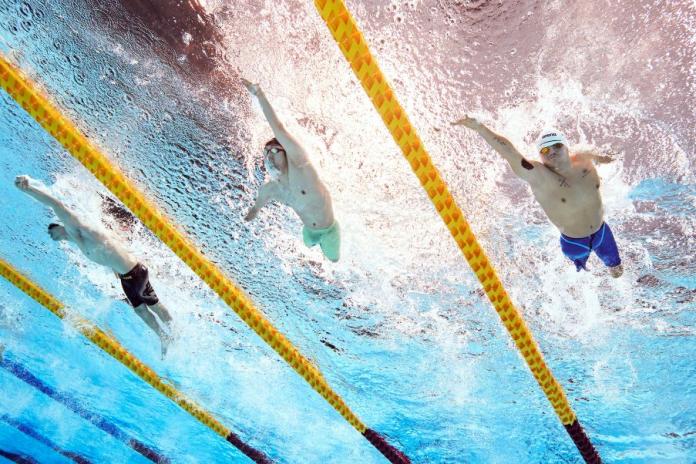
[15,175,175,357]
[242,79,340,262]
[452,117,623,277]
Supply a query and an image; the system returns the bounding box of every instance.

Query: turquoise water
[1,1,695,463]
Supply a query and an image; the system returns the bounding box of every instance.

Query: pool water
[0,1,694,462]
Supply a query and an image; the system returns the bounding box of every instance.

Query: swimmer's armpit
[521,159,534,170]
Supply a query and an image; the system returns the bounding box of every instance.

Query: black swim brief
[119,263,159,307]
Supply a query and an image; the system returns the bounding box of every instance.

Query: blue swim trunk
[560,223,621,271]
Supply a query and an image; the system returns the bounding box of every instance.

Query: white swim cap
[536,129,568,151]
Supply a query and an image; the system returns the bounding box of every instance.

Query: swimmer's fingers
[14,175,30,190]
[451,115,480,129]
[244,208,257,221]
[241,78,260,95]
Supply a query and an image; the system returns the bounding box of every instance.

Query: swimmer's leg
[319,223,341,263]
[149,302,174,354]
[149,301,173,327]
[560,235,591,271]
[133,304,170,358]
[138,274,173,331]
[591,223,623,277]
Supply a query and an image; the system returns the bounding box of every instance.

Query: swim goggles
[539,143,564,155]
[265,146,284,155]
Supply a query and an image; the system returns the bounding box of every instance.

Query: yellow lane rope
[0,55,413,462]
[313,0,579,428]
[0,53,360,428]
[0,258,271,463]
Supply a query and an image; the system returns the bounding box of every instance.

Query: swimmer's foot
[609,264,623,278]
[160,333,173,360]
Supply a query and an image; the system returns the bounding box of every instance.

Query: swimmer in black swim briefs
[15,175,175,358]
[119,263,160,307]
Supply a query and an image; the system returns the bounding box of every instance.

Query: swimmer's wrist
[26,179,42,191]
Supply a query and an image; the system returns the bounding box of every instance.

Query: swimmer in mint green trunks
[242,78,340,262]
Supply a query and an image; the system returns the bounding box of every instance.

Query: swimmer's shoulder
[517,157,553,185]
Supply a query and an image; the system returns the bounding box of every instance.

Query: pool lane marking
[0,449,38,464]
[0,353,158,463]
[0,258,271,464]
[0,54,409,463]
[312,1,601,463]
[0,413,91,464]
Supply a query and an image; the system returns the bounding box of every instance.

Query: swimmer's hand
[451,115,482,130]
[242,78,261,96]
[577,147,616,164]
[14,175,33,191]
[244,207,258,221]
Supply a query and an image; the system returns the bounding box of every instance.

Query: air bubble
[18,1,33,19]
[67,54,81,67]
[19,20,32,33]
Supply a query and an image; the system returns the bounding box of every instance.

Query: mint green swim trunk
[302,221,340,262]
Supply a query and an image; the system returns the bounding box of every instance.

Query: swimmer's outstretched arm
[14,175,88,233]
[574,147,614,164]
[452,115,540,183]
[245,181,280,221]
[242,79,309,167]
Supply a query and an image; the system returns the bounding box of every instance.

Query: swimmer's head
[536,129,569,166]
[47,223,68,241]
[263,138,287,176]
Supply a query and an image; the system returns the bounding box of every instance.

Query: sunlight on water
[0,0,694,462]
